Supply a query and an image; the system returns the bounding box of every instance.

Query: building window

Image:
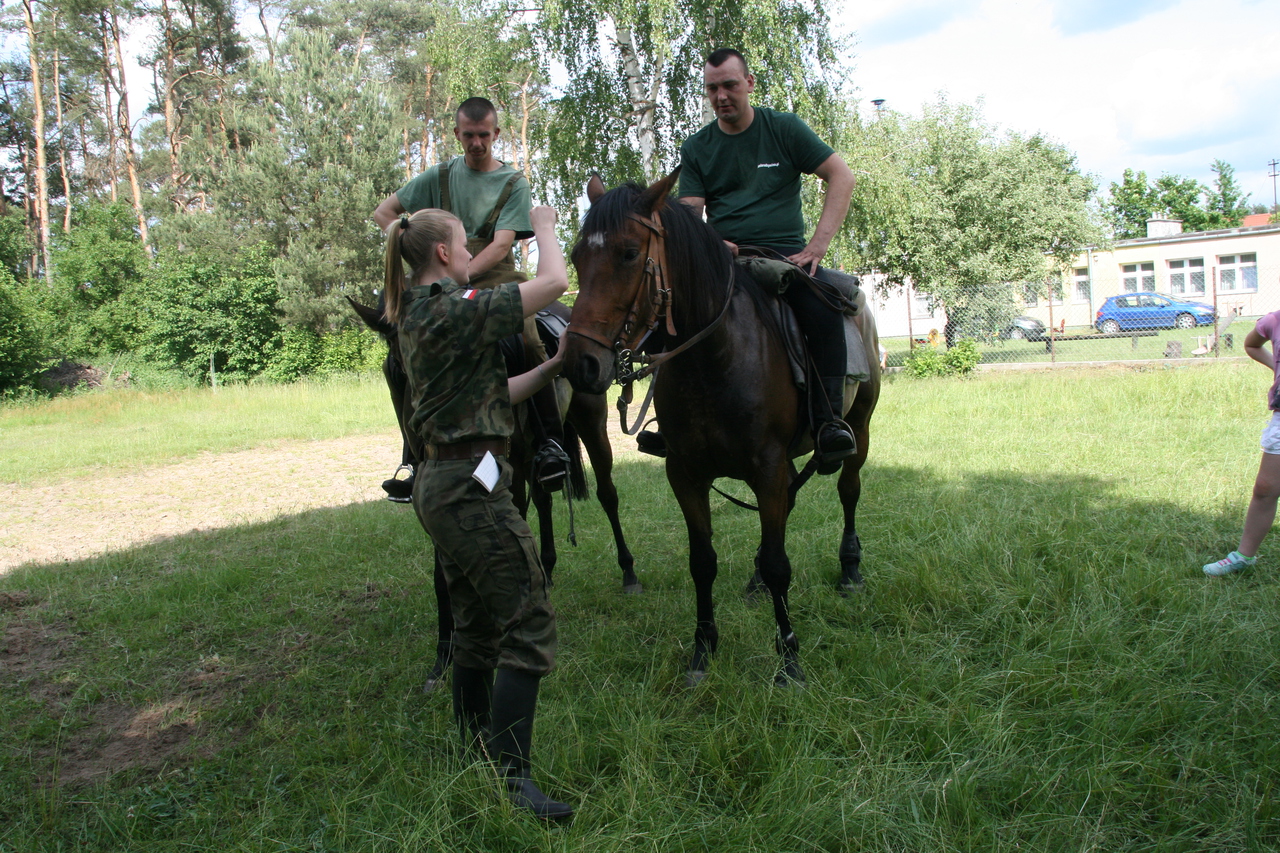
[911,290,933,319]
[1219,253,1258,292]
[1073,267,1090,303]
[1122,262,1154,292]
[1168,258,1205,295]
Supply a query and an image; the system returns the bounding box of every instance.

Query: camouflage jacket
[399,277,524,445]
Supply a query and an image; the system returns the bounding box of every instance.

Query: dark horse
[349,297,639,688]
[562,170,880,686]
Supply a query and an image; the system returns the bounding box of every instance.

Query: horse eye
[622,247,640,262]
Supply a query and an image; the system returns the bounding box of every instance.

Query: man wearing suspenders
[375,97,567,495]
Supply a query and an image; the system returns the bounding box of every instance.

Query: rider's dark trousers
[781,267,847,379]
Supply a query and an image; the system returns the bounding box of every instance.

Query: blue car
[1094,292,1215,333]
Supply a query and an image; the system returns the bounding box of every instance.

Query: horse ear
[345,294,393,335]
[586,173,606,204]
[638,165,683,216]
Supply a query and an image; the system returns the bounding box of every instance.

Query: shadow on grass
[3,458,1278,850]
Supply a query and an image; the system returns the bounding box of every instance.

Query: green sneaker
[1203,551,1256,577]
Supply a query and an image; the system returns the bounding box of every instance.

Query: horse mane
[577,182,777,336]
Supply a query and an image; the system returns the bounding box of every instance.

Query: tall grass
[3,363,1278,851]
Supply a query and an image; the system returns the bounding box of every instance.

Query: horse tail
[563,418,590,500]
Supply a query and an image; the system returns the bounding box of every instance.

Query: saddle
[734,252,872,412]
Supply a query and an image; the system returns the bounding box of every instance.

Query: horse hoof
[837,579,865,597]
[622,582,644,595]
[423,676,444,694]
[773,668,807,689]
[685,669,708,688]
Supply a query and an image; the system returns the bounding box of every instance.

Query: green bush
[262,327,323,383]
[137,242,282,384]
[904,339,981,377]
[0,209,33,279]
[0,269,45,395]
[317,326,382,375]
[48,201,149,357]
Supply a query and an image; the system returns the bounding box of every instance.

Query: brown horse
[562,170,880,686]
[349,297,639,689]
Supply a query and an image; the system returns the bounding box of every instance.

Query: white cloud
[841,0,1280,204]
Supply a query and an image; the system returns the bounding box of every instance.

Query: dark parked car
[1005,315,1046,341]
[1094,292,1215,333]
[946,314,1046,344]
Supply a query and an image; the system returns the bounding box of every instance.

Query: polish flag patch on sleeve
[461,289,478,300]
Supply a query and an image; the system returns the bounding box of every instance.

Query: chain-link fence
[870,251,1279,369]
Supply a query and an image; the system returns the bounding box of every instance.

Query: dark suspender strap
[438,160,452,213]
[476,173,520,242]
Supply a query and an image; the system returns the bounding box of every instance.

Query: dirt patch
[42,700,209,788]
[3,610,248,788]
[1,423,646,576]
[37,360,130,393]
[0,432,406,575]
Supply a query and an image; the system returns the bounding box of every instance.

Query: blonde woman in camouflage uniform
[383,205,573,821]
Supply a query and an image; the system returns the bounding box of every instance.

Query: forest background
[0,0,1260,395]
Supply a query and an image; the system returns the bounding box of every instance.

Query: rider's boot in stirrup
[815,376,855,475]
[636,429,667,458]
[529,382,568,491]
[382,464,415,502]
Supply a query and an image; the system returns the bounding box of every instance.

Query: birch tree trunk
[614,25,659,181]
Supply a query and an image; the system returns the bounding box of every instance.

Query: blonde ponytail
[382,209,462,325]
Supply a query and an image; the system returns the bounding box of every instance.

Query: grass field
[0,374,391,485]
[3,363,1279,851]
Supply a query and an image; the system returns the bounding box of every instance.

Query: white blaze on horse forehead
[586,232,606,249]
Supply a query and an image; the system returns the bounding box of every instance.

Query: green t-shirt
[398,277,525,444]
[396,156,534,241]
[678,107,834,251]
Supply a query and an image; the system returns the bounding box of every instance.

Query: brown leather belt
[424,439,509,461]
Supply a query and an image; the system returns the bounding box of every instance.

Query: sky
[834,0,1280,209]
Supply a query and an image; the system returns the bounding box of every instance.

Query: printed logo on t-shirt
[758,163,780,168]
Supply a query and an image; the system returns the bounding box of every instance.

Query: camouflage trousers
[412,455,556,674]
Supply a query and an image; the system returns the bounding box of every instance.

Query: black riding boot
[487,669,574,821]
[528,384,568,491]
[815,376,855,475]
[452,664,493,758]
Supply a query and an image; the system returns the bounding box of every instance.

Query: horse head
[564,169,681,395]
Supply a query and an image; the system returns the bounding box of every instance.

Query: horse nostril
[579,354,601,386]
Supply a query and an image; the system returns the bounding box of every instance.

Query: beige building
[1022,215,1280,330]
[866,215,1280,341]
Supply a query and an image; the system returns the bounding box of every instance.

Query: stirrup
[382,464,415,503]
[532,440,569,492]
[636,430,667,458]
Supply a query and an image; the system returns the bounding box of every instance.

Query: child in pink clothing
[1204,308,1280,576]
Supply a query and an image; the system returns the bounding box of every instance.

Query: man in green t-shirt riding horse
[641,48,857,473]
[374,97,567,497]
